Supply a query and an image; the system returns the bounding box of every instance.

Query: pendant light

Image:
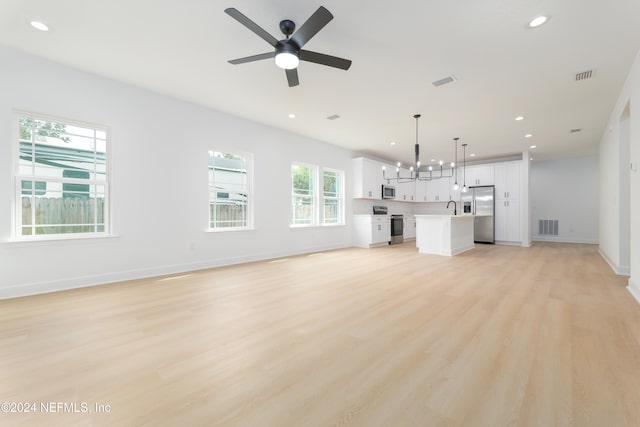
[382,114,455,182]
[462,143,468,193]
[452,137,459,191]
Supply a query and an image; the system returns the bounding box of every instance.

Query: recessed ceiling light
[431,158,436,162]
[528,15,550,28]
[390,142,396,146]
[515,116,525,121]
[525,133,533,138]
[30,21,49,31]
[470,153,476,157]
[529,145,537,149]
[288,113,296,119]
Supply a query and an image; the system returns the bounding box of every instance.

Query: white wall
[530,156,599,244]
[0,46,355,299]
[599,47,639,302]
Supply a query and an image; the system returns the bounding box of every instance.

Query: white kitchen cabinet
[495,199,520,242]
[464,164,494,186]
[395,169,416,202]
[494,162,520,200]
[415,180,428,202]
[352,157,384,199]
[353,215,390,248]
[403,216,416,240]
[426,176,457,202]
[494,161,521,243]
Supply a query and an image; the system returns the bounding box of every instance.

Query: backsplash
[352,199,451,215]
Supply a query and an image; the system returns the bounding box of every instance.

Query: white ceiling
[1,0,639,166]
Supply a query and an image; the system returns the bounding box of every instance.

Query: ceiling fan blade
[225,8,279,47]
[290,6,333,48]
[285,68,299,87]
[228,52,274,65]
[299,50,352,70]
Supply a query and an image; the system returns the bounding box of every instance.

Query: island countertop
[414,214,474,218]
[415,215,475,256]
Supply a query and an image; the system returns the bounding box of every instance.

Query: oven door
[390,215,404,244]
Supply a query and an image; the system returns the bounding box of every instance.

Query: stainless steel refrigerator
[461,185,495,243]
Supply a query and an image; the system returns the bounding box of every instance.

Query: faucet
[447,200,457,216]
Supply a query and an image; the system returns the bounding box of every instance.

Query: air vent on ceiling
[326,114,340,120]
[575,69,595,81]
[570,128,582,133]
[432,75,456,87]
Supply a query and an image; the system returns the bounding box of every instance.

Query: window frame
[290,162,318,227]
[207,148,254,232]
[290,162,345,227]
[12,111,111,241]
[321,167,345,226]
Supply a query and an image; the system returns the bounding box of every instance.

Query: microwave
[382,184,396,199]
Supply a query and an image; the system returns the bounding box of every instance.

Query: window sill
[206,227,256,233]
[5,234,119,247]
[289,223,347,229]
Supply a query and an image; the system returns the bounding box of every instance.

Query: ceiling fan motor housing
[277,41,299,55]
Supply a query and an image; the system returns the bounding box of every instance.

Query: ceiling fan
[224,6,352,87]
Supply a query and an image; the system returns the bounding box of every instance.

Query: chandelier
[382,114,460,183]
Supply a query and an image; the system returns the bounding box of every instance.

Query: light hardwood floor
[1,242,639,426]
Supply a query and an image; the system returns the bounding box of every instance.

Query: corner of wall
[628,278,640,305]
[599,246,630,275]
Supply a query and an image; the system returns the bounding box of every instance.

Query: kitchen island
[415,215,475,256]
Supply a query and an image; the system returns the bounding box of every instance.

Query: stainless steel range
[390,214,404,245]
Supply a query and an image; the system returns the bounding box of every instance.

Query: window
[322,169,344,225]
[291,163,316,225]
[15,113,109,238]
[208,150,252,230]
[291,163,344,226]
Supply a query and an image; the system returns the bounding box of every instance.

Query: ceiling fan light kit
[275,49,299,70]
[225,6,352,87]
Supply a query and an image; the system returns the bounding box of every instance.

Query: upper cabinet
[415,180,428,202]
[494,161,520,200]
[352,157,416,202]
[463,164,494,186]
[353,157,524,212]
[426,176,452,202]
[352,157,384,199]
[395,168,416,202]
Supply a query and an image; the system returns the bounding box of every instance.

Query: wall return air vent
[539,219,559,236]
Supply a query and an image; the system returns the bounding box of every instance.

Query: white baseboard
[532,236,599,244]
[0,242,352,300]
[450,243,475,256]
[598,248,631,276]
[495,240,521,246]
[628,278,640,305]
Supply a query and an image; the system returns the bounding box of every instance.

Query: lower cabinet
[403,216,416,240]
[354,215,390,248]
[495,200,520,242]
